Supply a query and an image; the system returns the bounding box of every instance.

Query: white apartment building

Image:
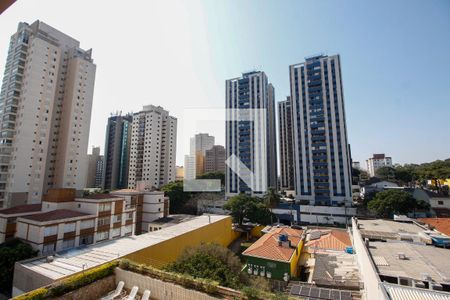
[290,54,352,206]
[128,105,177,189]
[0,21,95,208]
[366,153,392,177]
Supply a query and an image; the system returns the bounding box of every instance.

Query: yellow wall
[125,216,240,268]
[250,225,266,238]
[289,240,304,277]
[429,179,450,187]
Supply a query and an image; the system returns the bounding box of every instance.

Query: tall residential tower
[225,71,277,197]
[0,21,96,207]
[184,133,215,180]
[102,114,132,190]
[290,54,352,205]
[127,105,177,189]
[278,97,295,191]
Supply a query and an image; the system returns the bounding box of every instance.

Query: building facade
[102,114,133,190]
[290,54,352,205]
[225,71,277,197]
[366,153,392,177]
[0,21,96,207]
[278,97,295,191]
[205,145,226,174]
[86,146,103,188]
[184,133,215,180]
[128,105,177,189]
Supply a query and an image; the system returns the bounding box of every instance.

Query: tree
[367,189,416,218]
[197,172,225,186]
[164,243,247,289]
[264,188,281,224]
[0,239,37,294]
[223,194,273,225]
[375,166,396,181]
[161,181,192,214]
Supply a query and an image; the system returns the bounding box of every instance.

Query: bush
[120,259,219,295]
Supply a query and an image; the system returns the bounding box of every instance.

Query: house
[413,189,450,217]
[0,204,43,243]
[242,227,304,281]
[360,181,399,199]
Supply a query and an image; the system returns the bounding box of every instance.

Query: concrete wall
[115,268,218,300]
[352,218,389,300]
[12,260,55,297]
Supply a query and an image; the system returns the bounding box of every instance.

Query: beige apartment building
[128,105,177,189]
[0,21,96,208]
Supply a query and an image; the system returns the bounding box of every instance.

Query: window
[438,200,444,205]
[44,226,57,237]
[64,223,76,233]
[42,243,55,255]
[80,219,94,230]
[96,231,109,241]
[62,239,75,250]
[123,225,132,236]
[126,212,133,221]
[112,228,121,238]
[97,217,110,227]
[80,235,93,245]
[99,203,111,212]
[112,214,121,223]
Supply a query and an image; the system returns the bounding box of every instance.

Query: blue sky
[0,0,449,166]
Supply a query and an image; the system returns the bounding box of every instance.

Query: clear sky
[0,0,449,167]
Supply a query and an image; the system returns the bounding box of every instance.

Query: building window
[99,203,111,212]
[80,235,93,245]
[42,243,55,255]
[438,200,444,205]
[62,239,75,250]
[124,225,132,236]
[96,231,109,241]
[97,217,110,227]
[112,214,122,223]
[112,228,121,238]
[126,213,133,221]
[44,226,57,237]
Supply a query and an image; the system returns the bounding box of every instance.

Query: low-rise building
[413,189,450,217]
[0,204,42,243]
[242,227,304,281]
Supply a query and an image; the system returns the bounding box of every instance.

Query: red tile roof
[111,189,141,194]
[418,218,450,236]
[19,209,92,222]
[0,204,42,215]
[305,229,352,252]
[242,227,303,262]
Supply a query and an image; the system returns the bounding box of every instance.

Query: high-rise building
[290,54,352,205]
[128,105,177,189]
[278,97,295,191]
[86,146,103,188]
[102,114,132,190]
[225,71,277,197]
[366,154,392,177]
[185,133,215,180]
[0,21,96,207]
[205,145,226,173]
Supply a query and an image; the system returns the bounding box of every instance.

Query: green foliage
[197,171,225,186]
[0,239,37,293]
[223,194,273,225]
[264,188,281,209]
[375,166,396,180]
[120,259,219,295]
[13,261,118,300]
[367,189,417,217]
[164,243,247,289]
[161,181,192,214]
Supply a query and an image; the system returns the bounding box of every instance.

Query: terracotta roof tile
[82,194,120,200]
[111,189,141,194]
[418,218,450,236]
[19,209,92,222]
[242,227,303,262]
[0,204,42,215]
[305,229,352,251]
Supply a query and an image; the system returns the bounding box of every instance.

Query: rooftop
[0,204,42,216]
[383,283,450,300]
[18,209,93,223]
[110,189,141,194]
[243,227,303,263]
[368,240,450,284]
[148,214,196,226]
[305,229,352,252]
[418,218,450,236]
[357,219,427,241]
[82,194,121,200]
[18,215,229,281]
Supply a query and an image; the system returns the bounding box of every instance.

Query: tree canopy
[0,239,37,294]
[197,171,225,186]
[161,181,192,214]
[223,194,273,225]
[164,243,247,289]
[367,189,422,218]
